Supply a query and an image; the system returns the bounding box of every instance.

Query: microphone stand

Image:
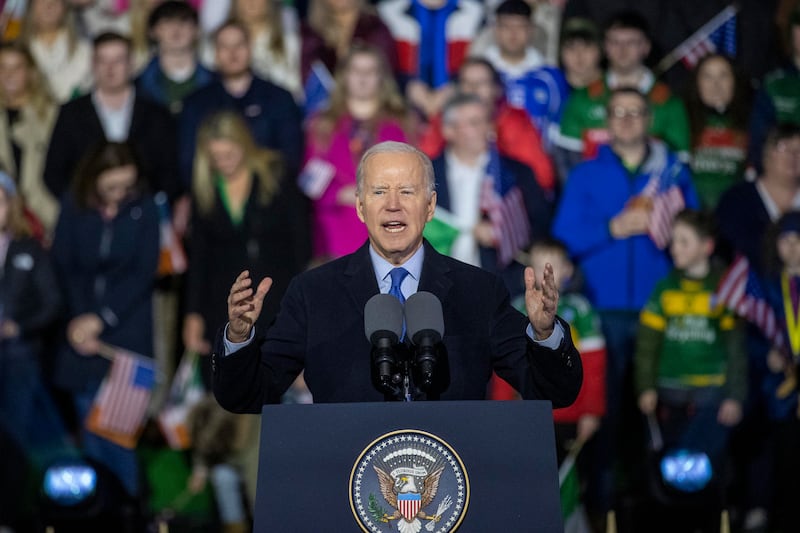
[401,357,413,402]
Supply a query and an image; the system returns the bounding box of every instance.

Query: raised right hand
[68,313,104,356]
[227,270,272,343]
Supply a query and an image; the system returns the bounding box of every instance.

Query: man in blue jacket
[135,1,214,115]
[553,86,699,518]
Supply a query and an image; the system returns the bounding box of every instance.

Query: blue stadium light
[659,449,713,493]
[42,461,98,506]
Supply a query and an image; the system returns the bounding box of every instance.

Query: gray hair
[356,141,436,198]
[441,92,488,126]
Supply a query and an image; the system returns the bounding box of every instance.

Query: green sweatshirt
[558,70,691,160]
[689,113,747,209]
[634,266,747,402]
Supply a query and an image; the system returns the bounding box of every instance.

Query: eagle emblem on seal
[374,462,444,532]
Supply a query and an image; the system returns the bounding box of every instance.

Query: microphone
[364,294,404,394]
[405,292,444,391]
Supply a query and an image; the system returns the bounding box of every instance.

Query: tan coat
[0,104,59,236]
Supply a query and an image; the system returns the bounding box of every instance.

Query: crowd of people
[0,0,799,532]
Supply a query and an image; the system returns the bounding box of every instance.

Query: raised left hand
[524,263,558,339]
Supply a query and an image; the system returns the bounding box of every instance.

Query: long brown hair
[21,0,80,57]
[307,0,371,49]
[229,0,286,60]
[0,175,32,238]
[71,142,144,210]
[685,53,750,150]
[192,111,282,216]
[312,44,405,145]
[0,41,55,119]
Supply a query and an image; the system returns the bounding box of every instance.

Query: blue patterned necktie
[388,268,409,305]
[388,268,409,339]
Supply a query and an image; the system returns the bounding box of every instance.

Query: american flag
[714,255,782,347]
[676,5,738,68]
[86,349,156,449]
[649,186,685,249]
[480,147,531,267]
[639,151,686,250]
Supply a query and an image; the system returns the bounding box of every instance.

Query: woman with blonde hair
[126,0,163,73]
[300,0,397,87]
[22,0,92,102]
[183,110,309,530]
[302,44,407,260]
[225,0,301,99]
[0,41,60,238]
[184,111,309,358]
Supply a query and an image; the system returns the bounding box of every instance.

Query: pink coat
[303,115,406,259]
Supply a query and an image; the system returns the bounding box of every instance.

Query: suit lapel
[419,241,453,303]
[343,242,380,317]
[128,95,144,138]
[82,100,105,143]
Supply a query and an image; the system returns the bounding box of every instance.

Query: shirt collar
[607,68,655,93]
[445,150,489,171]
[756,180,800,221]
[369,243,425,284]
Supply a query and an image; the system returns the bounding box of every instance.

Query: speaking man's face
[356,151,436,266]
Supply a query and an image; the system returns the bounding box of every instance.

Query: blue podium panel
[254,400,562,533]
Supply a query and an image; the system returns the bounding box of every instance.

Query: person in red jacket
[508,239,607,447]
[417,57,556,197]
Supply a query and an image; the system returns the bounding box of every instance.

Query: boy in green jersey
[635,209,746,477]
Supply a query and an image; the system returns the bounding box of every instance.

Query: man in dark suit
[43,32,180,201]
[213,141,581,410]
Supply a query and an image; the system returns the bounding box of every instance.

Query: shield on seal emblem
[397,492,421,522]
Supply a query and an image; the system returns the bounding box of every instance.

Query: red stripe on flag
[715,255,749,308]
[92,350,154,440]
[714,255,783,347]
[480,179,530,266]
[648,186,684,249]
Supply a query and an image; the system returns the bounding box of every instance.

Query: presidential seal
[350,430,469,533]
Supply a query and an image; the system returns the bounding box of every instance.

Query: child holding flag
[757,211,800,531]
